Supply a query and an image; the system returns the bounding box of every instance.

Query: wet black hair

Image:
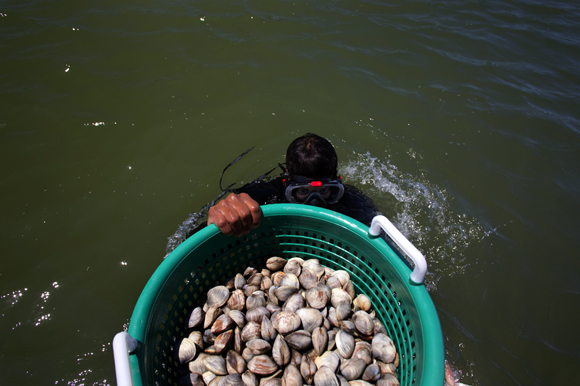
[286,133,338,179]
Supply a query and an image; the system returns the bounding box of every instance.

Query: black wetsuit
[166,175,381,254]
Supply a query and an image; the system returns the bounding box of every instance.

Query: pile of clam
[175,257,400,386]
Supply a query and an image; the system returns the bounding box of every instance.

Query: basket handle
[113,331,139,386]
[369,215,427,284]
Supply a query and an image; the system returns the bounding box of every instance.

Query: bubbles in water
[341,152,484,290]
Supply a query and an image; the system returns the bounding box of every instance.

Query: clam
[352,341,373,365]
[314,351,340,373]
[371,333,396,364]
[279,273,300,289]
[266,257,287,271]
[204,329,217,345]
[189,331,204,348]
[284,259,302,277]
[235,274,247,290]
[205,306,224,329]
[343,280,356,301]
[340,358,367,381]
[283,293,305,313]
[330,271,350,287]
[298,267,318,290]
[189,353,209,374]
[284,330,312,351]
[348,381,374,386]
[229,310,247,328]
[226,350,247,374]
[260,379,282,386]
[375,361,397,376]
[271,272,285,287]
[221,374,246,386]
[305,287,329,309]
[242,347,254,362]
[290,348,302,367]
[244,285,260,297]
[241,370,257,386]
[275,286,298,302]
[215,330,235,354]
[340,320,356,335]
[362,364,381,382]
[313,365,340,386]
[353,294,371,312]
[271,311,301,334]
[246,306,270,323]
[246,339,272,355]
[247,273,263,287]
[302,259,325,279]
[261,315,277,342]
[247,291,266,310]
[204,355,228,375]
[352,311,374,336]
[296,308,323,333]
[337,375,350,386]
[244,267,257,278]
[312,327,328,356]
[247,355,278,375]
[241,322,262,342]
[327,308,339,327]
[300,353,317,384]
[282,363,303,386]
[212,314,236,334]
[234,327,243,354]
[175,337,197,364]
[376,374,400,386]
[188,307,205,329]
[203,371,217,385]
[272,335,291,367]
[266,302,282,314]
[335,301,352,322]
[261,276,273,291]
[207,286,230,308]
[261,269,271,278]
[373,319,388,336]
[228,290,246,311]
[331,288,352,308]
[335,330,355,359]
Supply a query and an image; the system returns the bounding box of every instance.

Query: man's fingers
[207,206,234,236]
[239,193,262,229]
[226,194,252,234]
[207,193,262,237]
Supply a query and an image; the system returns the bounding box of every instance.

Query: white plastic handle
[369,215,427,284]
[113,331,139,386]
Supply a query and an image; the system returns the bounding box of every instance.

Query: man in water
[207,133,380,236]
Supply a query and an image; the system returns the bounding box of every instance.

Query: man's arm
[207,193,262,237]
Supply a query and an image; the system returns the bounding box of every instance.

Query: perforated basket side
[127,204,444,386]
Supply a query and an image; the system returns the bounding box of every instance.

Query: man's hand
[207,193,262,237]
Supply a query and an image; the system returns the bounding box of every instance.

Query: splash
[341,152,484,290]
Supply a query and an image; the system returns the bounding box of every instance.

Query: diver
[206,133,380,237]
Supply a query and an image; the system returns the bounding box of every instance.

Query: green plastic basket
[114,204,444,386]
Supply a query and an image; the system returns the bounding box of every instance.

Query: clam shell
[312,327,328,356]
[261,269,271,278]
[327,329,337,351]
[271,311,301,334]
[352,311,374,336]
[283,293,305,313]
[284,260,302,277]
[204,355,228,375]
[326,276,342,290]
[204,329,217,345]
[247,291,266,310]
[235,274,247,290]
[226,350,247,374]
[313,365,340,386]
[353,294,371,312]
[331,288,352,308]
[212,314,236,334]
[188,307,205,329]
[302,259,325,279]
[343,280,356,301]
[268,287,279,305]
[271,272,285,287]
[371,333,396,364]
[242,347,254,362]
[375,361,397,376]
[228,290,246,311]
[234,327,243,354]
[290,348,302,367]
[340,358,367,381]
[247,273,263,287]
[207,286,230,308]
[339,320,356,335]
[261,315,277,342]
[376,374,400,386]
[284,330,312,351]
[314,351,340,373]
[335,301,352,322]
[275,286,298,302]
[362,364,381,382]
[260,379,282,386]
[246,306,271,323]
[282,363,303,386]
[300,353,317,384]
[220,374,245,386]
[305,287,329,309]
[335,330,355,359]
[298,267,318,290]
[348,381,374,386]
[229,310,247,328]
[374,319,388,336]
[247,355,278,375]
[352,341,373,365]
[279,273,300,289]
[327,307,339,327]
[246,339,272,355]
[205,306,224,329]
[175,337,197,364]
[188,330,204,348]
[189,353,209,374]
[261,276,273,291]
[266,302,282,314]
[243,285,260,297]
[272,334,291,367]
[330,271,350,287]
[296,308,323,333]
[203,371,218,385]
[215,330,234,354]
[243,267,257,278]
[241,370,257,386]
[266,257,287,271]
[241,321,262,342]
[337,375,350,386]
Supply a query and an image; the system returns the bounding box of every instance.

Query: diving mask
[284,175,345,205]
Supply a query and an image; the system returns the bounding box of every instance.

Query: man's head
[285,133,338,179]
[284,133,343,206]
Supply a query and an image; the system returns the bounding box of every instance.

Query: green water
[1,0,579,385]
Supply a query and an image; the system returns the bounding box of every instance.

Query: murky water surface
[1,0,580,384]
